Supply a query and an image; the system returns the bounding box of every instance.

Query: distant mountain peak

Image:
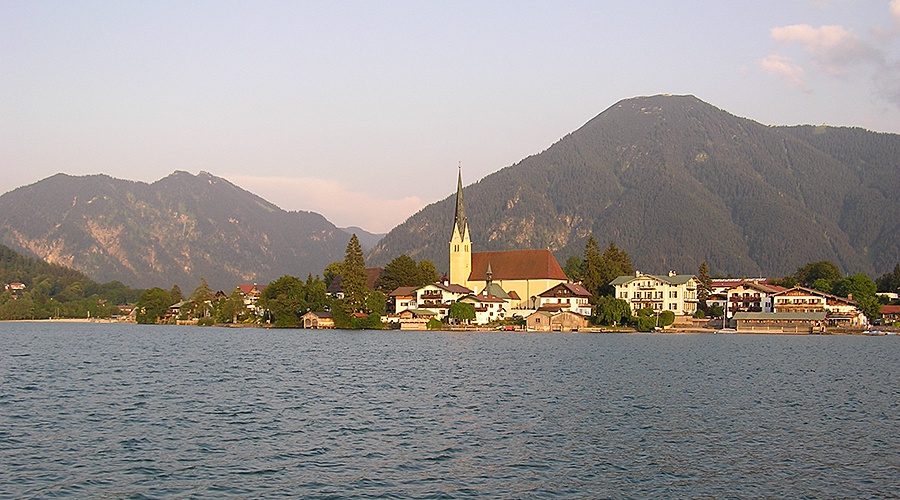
[369,94,900,277]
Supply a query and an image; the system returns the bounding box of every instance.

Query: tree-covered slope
[0,171,350,290]
[368,94,899,277]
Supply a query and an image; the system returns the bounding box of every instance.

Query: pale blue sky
[3,1,899,232]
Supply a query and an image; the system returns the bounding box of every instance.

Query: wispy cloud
[761,3,900,108]
[760,54,810,91]
[225,174,425,234]
[770,24,881,76]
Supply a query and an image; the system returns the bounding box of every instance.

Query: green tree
[794,261,842,287]
[0,296,35,320]
[833,273,877,300]
[417,260,439,285]
[216,288,249,324]
[186,278,215,319]
[170,284,184,303]
[135,287,172,324]
[365,290,387,318]
[341,235,368,313]
[259,275,306,327]
[811,278,833,294]
[563,256,584,283]
[876,263,900,293]
[696,261,712,303]
[449,301,475,324]
[376,254,421,292]
[658,310,675,327]
[582,236,604,304]
[593,296,631,326]
[304,274,329,313]
[323,262,344,287]
[594,241,634,298]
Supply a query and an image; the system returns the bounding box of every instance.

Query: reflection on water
[1,323,898,497]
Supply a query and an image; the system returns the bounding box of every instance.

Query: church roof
[469,250,567,281]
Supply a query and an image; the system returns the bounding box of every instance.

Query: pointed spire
[453,165,467,238]
[486,262,493,287]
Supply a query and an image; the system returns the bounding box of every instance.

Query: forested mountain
[0,243,142,319]
[368,94,900,278]
[0,171,350,290]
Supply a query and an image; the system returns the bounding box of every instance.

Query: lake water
[1,323,898,498]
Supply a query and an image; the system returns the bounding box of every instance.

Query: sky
[3,1,900,233]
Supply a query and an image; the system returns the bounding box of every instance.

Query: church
[449,170,567,309]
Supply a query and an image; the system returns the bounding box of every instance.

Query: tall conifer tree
[341,234,367,313]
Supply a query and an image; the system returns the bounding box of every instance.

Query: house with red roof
[535,282,592,316]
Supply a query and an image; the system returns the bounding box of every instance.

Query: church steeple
[453,166,467,239]
[449,165,471,287]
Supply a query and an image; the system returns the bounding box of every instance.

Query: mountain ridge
[367,94,900,278]
[0,171,350,290]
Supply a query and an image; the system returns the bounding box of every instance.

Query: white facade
[611,271,699,316]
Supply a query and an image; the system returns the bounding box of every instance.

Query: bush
[426,318,443,330]
[197,317,216,326]
[659,310,675,327]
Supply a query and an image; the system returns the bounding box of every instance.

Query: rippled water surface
[1,323,899,498]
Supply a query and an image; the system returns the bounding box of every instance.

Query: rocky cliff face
[0,171,350,290]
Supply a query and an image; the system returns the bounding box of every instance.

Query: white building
[610,271,699,316]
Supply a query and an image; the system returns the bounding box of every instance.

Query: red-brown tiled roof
[880,305,900,314]
[538,282,591,298]
[469,250,566,281]
[389,286,418,297]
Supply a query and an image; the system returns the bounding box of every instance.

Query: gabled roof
[538,282,591,298]
[460,294,508,304]
[237,284,266,295]
[429,282,473,294]
[389,286,418,297]
[727,281,781,294]
[610,273,696,286]
[469,250,566,281]
[879,305,900,315]
[482,282,512,300]
[772,286,857,305]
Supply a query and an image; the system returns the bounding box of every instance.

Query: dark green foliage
[563,256,584,282]
[367,95,900,278]
[376,254,423,291]
[259,275,307,327]
[323,262,344,287]
[375,255,440,292]
[582,236,604,303]
[426,318,443,330]
[795,261,842,287]
[876,263,900,293]
[449,302,475,323]
[169,284,184,303]
[417,260,439,285]
[0,243,140,320]
[136,287,173,324]
[593,296,631,326]
[598,242,633,297]
[697,261,712,303]
[341,235,368,313]
[216,288,249,324]
[659,310,675,327]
